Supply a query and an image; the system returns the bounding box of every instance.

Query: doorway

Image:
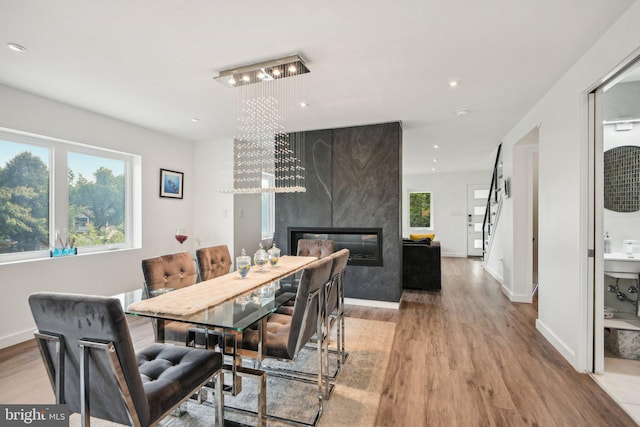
[467,184,489,257]
[589,53,640,415]
[512,128,539,303]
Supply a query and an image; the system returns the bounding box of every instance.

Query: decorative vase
[236,249,251,278]
[254,243,268,272]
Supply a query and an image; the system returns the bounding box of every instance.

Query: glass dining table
[115,255,316,426]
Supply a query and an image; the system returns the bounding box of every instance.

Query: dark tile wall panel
[274,122,402,302]
[333,123,402,301]
[275,129,333,255]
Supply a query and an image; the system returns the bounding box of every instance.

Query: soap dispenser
[604,232,611,254]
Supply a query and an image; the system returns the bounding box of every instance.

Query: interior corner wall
[192,139,235,259]
[0,84,196,349]
[494,1,640,371]
[402,170,489,257]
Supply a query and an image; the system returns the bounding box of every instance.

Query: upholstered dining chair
[296,238,335,258]
[325,249,350,373]
[196,244,232,281]
[241,256,333,412]
[141,252,199,344]
[275,239,335,316]
[28,292,224,427]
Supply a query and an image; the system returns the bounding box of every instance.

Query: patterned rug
[71,317,395,427]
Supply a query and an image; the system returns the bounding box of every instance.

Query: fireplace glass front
[289,227,383,266]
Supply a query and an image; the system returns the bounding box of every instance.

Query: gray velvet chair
[141,252,198,344]
[196,245,232,281]
[326,248,349,371]
[276,238,335,316]
[241,256,333,413]
[296,238,335,258]
[28,292,224,427]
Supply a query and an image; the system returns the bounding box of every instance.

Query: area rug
[69,316,395,427]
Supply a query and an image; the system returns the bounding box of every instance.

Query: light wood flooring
[0,257,637,426]
[349,257,638,426]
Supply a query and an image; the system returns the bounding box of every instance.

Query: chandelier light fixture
[215,55,310,194]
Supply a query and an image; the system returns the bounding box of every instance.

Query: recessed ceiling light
[433,158,437,163]
[300,102,307,108]
[7,43,26,52]
[432,168,436,172]
[456,108,470,116]
[449,80,459,87]
[433,144,439,149]
[191,118,199,122]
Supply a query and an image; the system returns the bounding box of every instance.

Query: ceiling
[0,0,635,175]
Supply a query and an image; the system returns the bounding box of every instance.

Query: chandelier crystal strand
[216,55,308,194]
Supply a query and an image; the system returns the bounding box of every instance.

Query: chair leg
[214,371,224,426]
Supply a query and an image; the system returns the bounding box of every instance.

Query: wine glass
[175,228,188,245]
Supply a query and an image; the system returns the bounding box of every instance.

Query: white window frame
[0,127,141,263]
[407,189,434,231]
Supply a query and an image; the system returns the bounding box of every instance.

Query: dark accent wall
[275,122,402,302]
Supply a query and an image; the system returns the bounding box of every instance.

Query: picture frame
[159,169,184,199]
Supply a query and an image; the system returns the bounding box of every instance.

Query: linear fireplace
[288,227,383,266]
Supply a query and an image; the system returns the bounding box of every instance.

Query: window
[261,172,275,239]
[0,139,50,254]
[409,191,432,228]
[0,128,139,262]
[68,151,126,248]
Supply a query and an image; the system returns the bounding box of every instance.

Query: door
[467,184,489,257]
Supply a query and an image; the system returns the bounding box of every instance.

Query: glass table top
[117,277,296,332]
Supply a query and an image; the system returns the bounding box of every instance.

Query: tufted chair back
[296,239,334,259]
[141,252,197,294]
[28,292,224,427]
[196,245,232,281]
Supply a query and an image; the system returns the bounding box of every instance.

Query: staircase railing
[482,143,502,259]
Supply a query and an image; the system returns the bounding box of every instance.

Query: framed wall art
[159,168,184,199]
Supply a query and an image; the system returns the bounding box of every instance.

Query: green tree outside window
[409,192,431,228]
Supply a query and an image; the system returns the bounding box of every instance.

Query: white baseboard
[442,252,466,258]
[535,318,578,369]
[0,328,35,350]
[344,298,400,310]
[501,285,532,303]
[484,264,503,284]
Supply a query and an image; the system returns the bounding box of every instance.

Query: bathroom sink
[604,253,640,274]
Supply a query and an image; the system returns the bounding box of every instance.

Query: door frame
[585,49,640,374]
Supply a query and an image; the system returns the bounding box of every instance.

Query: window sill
[0,246,140,267]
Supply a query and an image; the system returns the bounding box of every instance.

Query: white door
[467,184,490,257]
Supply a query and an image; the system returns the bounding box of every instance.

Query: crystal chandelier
[215,55,309,194]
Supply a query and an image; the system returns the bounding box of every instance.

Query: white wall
[403,171,489,257]
[0,84,195,348]
[234,194,263,260]
[191,140,269,269]
[486,0,640,371]
[192,139,235,258]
